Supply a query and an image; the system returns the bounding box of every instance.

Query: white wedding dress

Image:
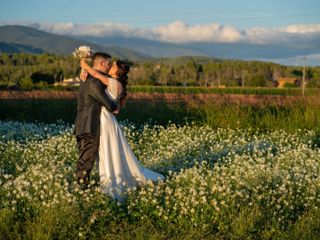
[98,78,164,200]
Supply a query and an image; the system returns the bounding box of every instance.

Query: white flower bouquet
[73,46,95,81]
[72,46,95,60]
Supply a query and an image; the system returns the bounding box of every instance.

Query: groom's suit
[74,73,117,186]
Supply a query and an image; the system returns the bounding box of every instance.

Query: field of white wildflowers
[1,120,320,239]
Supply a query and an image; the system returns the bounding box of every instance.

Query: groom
[74,52,117,188]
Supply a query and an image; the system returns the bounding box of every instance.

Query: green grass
[2,86,320,96]
[15,85,319,96]
[0,99,78,123]
[128,86,320,96]
[0,99,192,125]
[1,98,320,132]
[195,102,320,132]
[2,207,319,239]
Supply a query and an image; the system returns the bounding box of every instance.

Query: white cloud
[30,22,143,38]
[31,22,76,34]
[278,23,320,34]
[1,20,320,47]
[151,21,243,43]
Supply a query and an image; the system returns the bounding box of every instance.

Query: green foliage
[129,57,320,88]
[34,81,49,90]
[31,72,55,84]
[292,69,303,77]
[0,53,79,87]
[17,77,34,90]
[1,53,320,89]
[283,82,297,88]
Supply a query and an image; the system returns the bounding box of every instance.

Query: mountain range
[0,25,319,65]
[0,25,147,61]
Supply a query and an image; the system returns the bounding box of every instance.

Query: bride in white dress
[80,60,164,200]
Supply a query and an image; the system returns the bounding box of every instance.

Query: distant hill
[74,33,320,66]
[185,42,320,60]
[0,42,44,54]
[138,56,221,65]
[77,35,209,58]
[2,25,319,66]
[0,25,148,61]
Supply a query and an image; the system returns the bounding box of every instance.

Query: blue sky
[1,0,320,29]
[1,0,320,65]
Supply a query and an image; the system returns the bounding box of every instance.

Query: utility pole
[302,57,306,97]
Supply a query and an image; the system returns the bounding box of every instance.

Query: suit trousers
[76,133,99,187]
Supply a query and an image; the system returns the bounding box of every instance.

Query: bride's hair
[115,61,130,105]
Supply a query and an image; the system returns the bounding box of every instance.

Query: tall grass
[0,99,78,123]
[194,101,320,132]
[1,97,320,132]
[2,86,320,95]
[0,99,191,125]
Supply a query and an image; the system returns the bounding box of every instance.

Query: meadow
[0,99,190,125]
[1,121,320,239]
[1,92,320,239]
[1,95,320,132]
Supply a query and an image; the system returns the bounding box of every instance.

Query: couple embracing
[74,52,164,200]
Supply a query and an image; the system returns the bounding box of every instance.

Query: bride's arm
[80,59,109,86]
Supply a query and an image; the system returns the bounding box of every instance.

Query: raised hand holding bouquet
[73,46,95,81]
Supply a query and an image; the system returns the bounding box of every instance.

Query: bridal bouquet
[73,46,95,80]
[72,46,95,60]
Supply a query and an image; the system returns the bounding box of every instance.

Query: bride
[80,59,164,200]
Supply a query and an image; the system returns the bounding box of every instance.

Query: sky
[1,0,320,65]
[1,0,320,29]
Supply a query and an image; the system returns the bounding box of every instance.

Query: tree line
[0,53,319,89]
[0,53,78,89]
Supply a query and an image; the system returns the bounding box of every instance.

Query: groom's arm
[88,79,118,112]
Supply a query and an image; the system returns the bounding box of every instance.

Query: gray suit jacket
[74,74,117,136]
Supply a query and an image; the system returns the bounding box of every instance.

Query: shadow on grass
[0,99,194,125]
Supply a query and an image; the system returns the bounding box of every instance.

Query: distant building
[275,77,300,88]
